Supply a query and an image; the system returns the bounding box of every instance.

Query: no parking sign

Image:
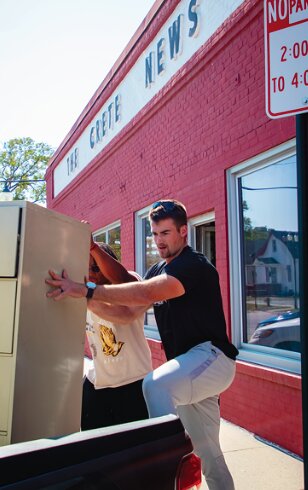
[264,0,308,118]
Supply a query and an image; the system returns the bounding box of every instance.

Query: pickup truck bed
[0,415,200,490]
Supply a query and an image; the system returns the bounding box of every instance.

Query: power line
[242,185,297,191]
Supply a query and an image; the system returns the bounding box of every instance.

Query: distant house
[246,231,299,297]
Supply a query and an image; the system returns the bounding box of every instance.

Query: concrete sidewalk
[200,419,304,490]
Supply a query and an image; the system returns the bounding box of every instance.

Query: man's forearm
[46,269,184,303]
[92,281,153,307]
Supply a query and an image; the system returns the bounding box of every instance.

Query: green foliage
[248,227,269,241]
[0,137,54,203]
[243,200,252,233]
[242,200,269,240]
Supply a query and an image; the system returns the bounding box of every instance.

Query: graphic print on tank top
[99,324,125,357]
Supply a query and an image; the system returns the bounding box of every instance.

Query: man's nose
[156,235,164,245]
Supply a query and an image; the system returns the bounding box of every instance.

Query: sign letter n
[145,52,155,88]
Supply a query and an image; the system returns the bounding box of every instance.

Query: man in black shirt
[46,199,238,490]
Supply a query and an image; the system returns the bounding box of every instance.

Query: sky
[0,0,156,150]
[242,156,298,232]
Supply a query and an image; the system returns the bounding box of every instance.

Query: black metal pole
[296,112,308,488]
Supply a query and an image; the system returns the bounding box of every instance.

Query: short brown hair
[149,199,187,229]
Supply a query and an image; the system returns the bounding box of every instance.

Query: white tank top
[85,308,152,389]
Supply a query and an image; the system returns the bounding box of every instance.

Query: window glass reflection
[142,217,160,328]
[108,226,121,260]
[239,156,300,353]
[144,218,160,270]
[94,226,121,260]
[195,222,216,266]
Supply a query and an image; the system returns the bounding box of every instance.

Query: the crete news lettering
[67,148,79,176]
[145,0,200,88]
[54,0,245,196]
[90,94,121,150]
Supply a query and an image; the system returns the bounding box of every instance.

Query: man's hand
[45,269,87,301]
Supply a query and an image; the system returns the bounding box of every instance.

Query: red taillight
[176,452,202,490]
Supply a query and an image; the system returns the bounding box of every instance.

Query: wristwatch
[85,281,97,299]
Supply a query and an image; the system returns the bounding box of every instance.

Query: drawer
[0,281,16,354]
[0,357,13,433]
[0,433,9,447]
[0,206,20,277]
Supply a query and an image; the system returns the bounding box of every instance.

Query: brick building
[46,0,302,456]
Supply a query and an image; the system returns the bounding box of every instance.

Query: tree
[243,200,252,235]
[0,137,54,204]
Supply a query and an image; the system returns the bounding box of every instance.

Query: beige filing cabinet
[0,201,90,446]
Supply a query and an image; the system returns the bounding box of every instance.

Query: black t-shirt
[144,246,238,361]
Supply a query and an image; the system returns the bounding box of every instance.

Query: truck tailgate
[0,415,194,490]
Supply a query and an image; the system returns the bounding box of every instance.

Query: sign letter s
[188,0,200,38]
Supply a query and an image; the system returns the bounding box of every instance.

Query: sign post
[296,110,308,489]
[264,1,308,486]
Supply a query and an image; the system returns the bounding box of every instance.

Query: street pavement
[200,419,304,490]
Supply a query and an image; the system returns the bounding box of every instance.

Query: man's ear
[180,224,188,238]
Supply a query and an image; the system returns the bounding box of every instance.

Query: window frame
[188,212,215,249]
[93,220,121,239]
[93,220,121,256]
[135,206,161,339]
[227,139,301,374]
[135,205,151,278]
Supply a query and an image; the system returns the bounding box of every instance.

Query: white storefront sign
[54,0,244,196]
[264,0,308,119]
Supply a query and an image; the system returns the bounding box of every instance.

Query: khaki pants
[142,341,236,490]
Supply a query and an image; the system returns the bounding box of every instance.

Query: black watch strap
[86,288,94,299]
[86,282,96,299]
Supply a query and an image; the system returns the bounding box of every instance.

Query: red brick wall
[46,0,301,455]
[220,362,303,457]
[147,339,167,370]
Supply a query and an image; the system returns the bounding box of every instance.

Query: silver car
[249,317,300,352]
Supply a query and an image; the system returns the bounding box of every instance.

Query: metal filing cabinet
[0,201,90,445]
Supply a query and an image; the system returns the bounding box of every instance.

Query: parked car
[256,310,299,329]
[249,317,300,352]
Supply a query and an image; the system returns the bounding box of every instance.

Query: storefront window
[239,156,299,352]
[228,142,301,373]
[142,215,160,329]
[93,222,121,260]
[189,213,216,265]
[143,217,160,271]
[135,208,160,333]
